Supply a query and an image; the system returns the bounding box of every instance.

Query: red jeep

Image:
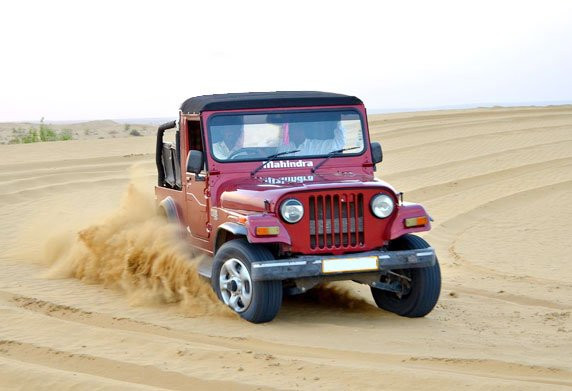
[155,91,441,323]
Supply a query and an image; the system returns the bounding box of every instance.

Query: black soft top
[180,91,363,114]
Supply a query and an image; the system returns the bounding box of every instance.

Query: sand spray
[41,171,230,317]
[28,165,372,318]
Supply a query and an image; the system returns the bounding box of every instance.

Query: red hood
[217,171,397,212]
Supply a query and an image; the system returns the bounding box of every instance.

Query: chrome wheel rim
[219,258,252,313]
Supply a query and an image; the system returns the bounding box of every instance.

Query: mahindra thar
[155,91,441,323]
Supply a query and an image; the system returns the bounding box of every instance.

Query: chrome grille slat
[309,217,364,234]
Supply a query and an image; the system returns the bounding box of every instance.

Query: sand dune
[1,106,571,389]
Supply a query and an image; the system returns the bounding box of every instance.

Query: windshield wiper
[311,146,360,173]
[250,149,301,176]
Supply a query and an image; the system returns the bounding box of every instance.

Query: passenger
[279,121,346,156]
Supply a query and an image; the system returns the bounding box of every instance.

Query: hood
[217,171,397,212]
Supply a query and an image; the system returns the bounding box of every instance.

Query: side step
[197,256,213,280]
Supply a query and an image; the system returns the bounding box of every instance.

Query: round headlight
[280,198,304,223]
[371,194,394,218]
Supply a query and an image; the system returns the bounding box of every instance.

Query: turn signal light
[255,226,280,236]
[404,216,428,228]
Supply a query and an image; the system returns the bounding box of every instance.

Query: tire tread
[371,234,441,317]
[213,239,282,323]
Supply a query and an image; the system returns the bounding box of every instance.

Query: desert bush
[39,127,57,141]
[9,129,39,144]
[22,129,40,143]
[59,130,73,141]
[129,129,142,137]
[8,118,73,144]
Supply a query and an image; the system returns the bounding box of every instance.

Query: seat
[173,145,182,189]
[162,143,176,188]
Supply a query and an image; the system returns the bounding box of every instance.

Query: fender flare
[217,222,247,237]
[214,222,248,250]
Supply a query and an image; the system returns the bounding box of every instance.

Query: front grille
[309,193,364,249]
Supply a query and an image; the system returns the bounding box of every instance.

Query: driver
[212,124,244,160]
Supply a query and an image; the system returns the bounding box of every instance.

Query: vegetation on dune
[8,118,73,144]
[129,129,142,136]
[1,119,152,144]
[125,124,143,136]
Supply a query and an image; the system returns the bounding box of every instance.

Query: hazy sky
[1,0,571,121]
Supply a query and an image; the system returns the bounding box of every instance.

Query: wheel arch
[215,222,248,252]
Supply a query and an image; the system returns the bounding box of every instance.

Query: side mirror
[186,150,203,174]
[371,142,383,164]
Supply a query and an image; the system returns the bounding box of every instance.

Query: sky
[1,0,571,122]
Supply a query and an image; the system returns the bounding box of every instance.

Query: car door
[183,117,211,242]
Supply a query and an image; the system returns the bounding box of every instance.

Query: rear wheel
[371,234,441,317]
[212,239,282,323]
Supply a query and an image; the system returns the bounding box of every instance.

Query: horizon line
[3,100,571,124]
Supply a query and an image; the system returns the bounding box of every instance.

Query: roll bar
[156,120,177,186]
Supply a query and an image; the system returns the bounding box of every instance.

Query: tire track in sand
[0,340,264,391]
[4,292,572,389]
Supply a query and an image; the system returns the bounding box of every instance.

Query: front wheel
[212,239,282,323]
[371,234,441,317]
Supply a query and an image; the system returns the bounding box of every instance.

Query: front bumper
[250,247,436,281]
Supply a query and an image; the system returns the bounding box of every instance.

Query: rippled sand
[0,106,571,390]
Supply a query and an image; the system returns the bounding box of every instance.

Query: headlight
[280,198,304,223]
[371,194,394,218]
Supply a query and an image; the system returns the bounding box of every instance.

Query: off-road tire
[371,234,441,317]
[212,239,282,323]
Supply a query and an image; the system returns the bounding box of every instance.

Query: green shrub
[58,130,73,141]
[38,117,56,141]
[8,118,74,143]
[9,129,40,144]
[39,127,57,141]
[129,129,142,136]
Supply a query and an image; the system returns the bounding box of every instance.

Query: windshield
[208,110,365,162]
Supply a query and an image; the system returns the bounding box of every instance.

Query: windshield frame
[205,107,368,164]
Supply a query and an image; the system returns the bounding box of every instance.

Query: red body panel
[388,203,432,240]
[184,172,210,241]
[245,214,291,245]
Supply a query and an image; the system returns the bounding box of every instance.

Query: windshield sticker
[263,160,314,169]
[262,175,315,185]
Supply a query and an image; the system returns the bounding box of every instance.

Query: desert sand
[0,105,571,390]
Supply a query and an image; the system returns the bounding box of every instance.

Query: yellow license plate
[322,256,379,274]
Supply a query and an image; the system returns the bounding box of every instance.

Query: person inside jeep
[211,122,244,159]
[278,121,345,156]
